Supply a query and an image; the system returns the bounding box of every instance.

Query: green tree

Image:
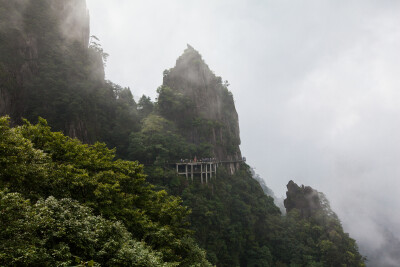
[0,190,172,266]
[0,116,211,266]
[138,95,154,120]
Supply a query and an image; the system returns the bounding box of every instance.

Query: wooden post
[205,163,208,183]
[210,163,212,178]
[176,164,179,173]
[191,164,193,181]
[201,164,203,184]
[185,164,188,179]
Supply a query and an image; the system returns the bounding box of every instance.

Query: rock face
[0,0,38,122]
[284,180,322,218]
[54,0,90,47]
[160,45,242,172]
[0,0,103,142]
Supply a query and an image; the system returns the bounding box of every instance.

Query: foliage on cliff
[280,181,365,266]
[143,162,365,267]
[0,116,211,266]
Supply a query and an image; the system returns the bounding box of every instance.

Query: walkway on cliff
[142,157,246,184]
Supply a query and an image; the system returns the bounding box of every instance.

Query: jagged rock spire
[160,46,242,167]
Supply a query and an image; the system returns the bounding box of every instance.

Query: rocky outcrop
[0,0,37,123]
[161,45,242,171]
[0,0,100,141]
[53,0,90,47]
[284,180,322,218]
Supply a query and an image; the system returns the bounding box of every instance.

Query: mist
[86,1,400,265]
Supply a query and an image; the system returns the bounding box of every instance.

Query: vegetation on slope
[0,191,171,266]
[142,163,365,266]
[0,116,211,266]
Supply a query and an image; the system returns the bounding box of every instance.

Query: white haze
[87,0,400,265]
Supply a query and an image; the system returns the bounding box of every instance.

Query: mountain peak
[172,44,208,75]
[160,47,242,167]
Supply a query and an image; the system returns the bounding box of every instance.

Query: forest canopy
[0,116,211,266]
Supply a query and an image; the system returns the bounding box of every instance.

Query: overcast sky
[86,0,400,262]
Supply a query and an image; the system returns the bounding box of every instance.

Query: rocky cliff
[159,45,242,171]
[284,180,322,218]
[284,180,339,222]
[0,0,118,144]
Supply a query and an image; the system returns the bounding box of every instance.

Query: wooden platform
[176,162,218,183]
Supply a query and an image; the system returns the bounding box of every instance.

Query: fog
[86,1,400,265]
